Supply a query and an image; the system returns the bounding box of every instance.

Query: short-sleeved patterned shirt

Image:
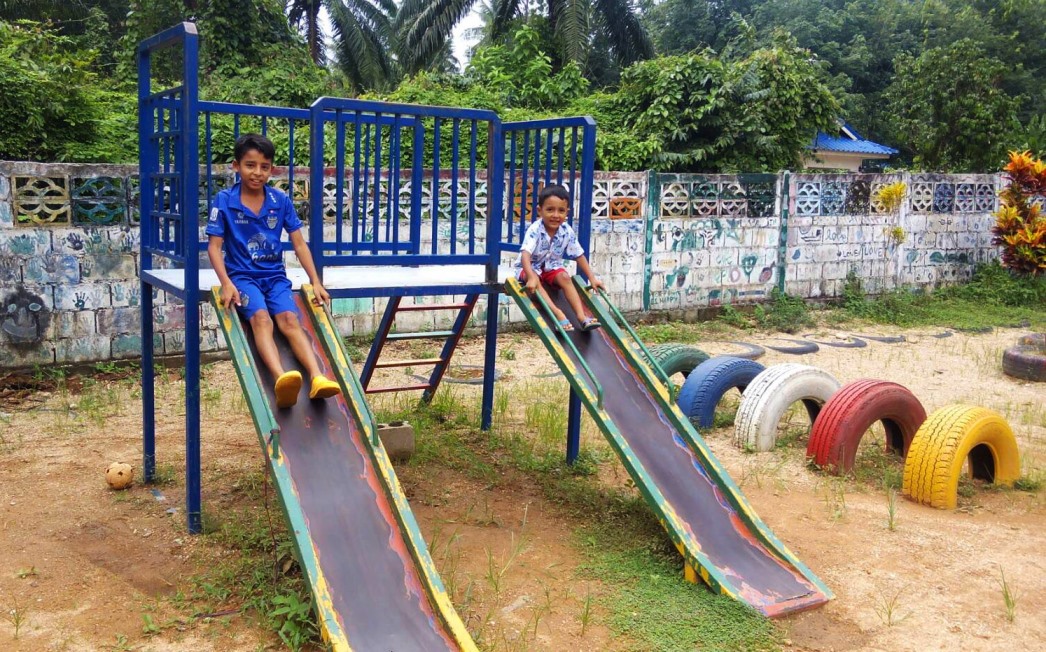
[513,220,584,275]
[205,182,302,278]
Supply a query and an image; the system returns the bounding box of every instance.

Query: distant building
[806,122,897,172]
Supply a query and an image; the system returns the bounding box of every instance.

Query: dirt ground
[0,323,1043,651]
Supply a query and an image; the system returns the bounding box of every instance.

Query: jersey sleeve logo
[209,207,220,223]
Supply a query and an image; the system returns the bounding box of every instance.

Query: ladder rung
[386,330,456,341]
[396,303,473,312]
[365,383,432,394]
[374,358,444,369]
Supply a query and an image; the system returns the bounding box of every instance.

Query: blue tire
[676,356,767,429]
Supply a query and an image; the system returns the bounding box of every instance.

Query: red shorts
[519,267,568,284]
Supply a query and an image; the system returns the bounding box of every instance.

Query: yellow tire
[902,405,1020,509]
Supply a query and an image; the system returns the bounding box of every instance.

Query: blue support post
[137,36,156,485]
[566,391,582,465]
[481,118,505,430]
[481,292,499,431]
[181,26,202,534]
[309,99,326,275]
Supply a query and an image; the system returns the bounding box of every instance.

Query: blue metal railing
[308,97,504,272]
[501,117,597,256]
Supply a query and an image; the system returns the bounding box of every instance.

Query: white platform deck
[143,265,515,293]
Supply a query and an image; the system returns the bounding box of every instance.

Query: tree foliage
[885,39,1020,172]
[0,20,135,162]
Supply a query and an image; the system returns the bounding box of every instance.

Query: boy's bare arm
[207,235,240,309]
[575,255,603,290]
[521,251,540,293]
[289,230,330,306]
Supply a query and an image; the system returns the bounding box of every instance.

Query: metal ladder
[359,295,480,402]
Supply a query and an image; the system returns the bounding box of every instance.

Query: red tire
[807,379,927,475]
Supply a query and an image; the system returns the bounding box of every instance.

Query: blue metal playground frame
[137,23,597,532]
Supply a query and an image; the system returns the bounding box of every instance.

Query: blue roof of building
[811,122,898,156]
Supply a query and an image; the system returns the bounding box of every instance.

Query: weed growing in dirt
[754,288,814,333]
[999,566,1019,623]
[15,566,37,579]
[885,488,899,531]
[579,588,594,637]
[873,586,910,626]
[820,477,848,522]
[1,595,29,638]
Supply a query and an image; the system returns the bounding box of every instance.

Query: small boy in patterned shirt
[514,184,603,331]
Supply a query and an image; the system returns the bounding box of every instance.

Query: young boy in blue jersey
[515,184,603,331]
[207,134,341,408]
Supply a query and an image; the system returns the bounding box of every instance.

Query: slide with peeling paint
[505,276,832,617]
[211,285,476,652]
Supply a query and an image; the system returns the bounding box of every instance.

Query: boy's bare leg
[274,312,322,379]
[249,311,286,379]
[552,273,591,322]
[275,312,342,400]
[535,283,568,324]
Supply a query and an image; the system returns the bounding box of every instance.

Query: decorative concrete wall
[0,161,1001,369]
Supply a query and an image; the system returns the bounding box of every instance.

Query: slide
[505,276,833,617]
[211,285,476,652]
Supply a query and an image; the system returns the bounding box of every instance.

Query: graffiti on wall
[2,287,51,347]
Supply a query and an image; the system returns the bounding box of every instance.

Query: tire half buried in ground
[734,364,841,452]
[807,379,927,475]
[902,405,1020,509]
[1002,344,1046,382]
[676,356,766,429]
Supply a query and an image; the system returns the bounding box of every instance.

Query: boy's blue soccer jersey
[205,183,302,277]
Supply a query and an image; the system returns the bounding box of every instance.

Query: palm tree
[286,0,398,90]
[397,0,653,76]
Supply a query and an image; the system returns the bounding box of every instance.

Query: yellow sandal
[310,376,341,400]
[274,370,303,408]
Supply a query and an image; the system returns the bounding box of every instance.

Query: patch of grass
[1,595,30,639]
[841,263,1046,330]
[885,487,899,532]
[717,303,751,330]
[754,288,814,333]
[577,523,780,652]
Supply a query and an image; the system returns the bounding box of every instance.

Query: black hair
[538,184,570,207]
[233,133,276,162]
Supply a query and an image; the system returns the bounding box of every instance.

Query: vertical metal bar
[308,100,326,276]
[486,118,505,282]
[335,110,345,255]
[137,36,156,486]
[577,119,596,258]
[361,121,371,252]
[530,128,541,223]
[431,119,441,254]
[372,113,383,254]
[481,292,499,430]
[507,132,518,243]
[205,112,213,214]
[410,119,424,254]
[233,113,240,140]
[544,127,553,185]
[569,126,578,226]
[261,115,268,137]
[391,115,401,249]
[519,130,531,238]
[555,127,565,185]
[566,391,582,464]
[450,119,460,255]
[288,120,295,198]
[352,112,362,254]
[468,120,478,255]
[182,27,202,535]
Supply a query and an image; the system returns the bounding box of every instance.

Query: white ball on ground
[105,462,134,490]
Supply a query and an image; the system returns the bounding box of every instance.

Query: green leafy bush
[0,21,135,162]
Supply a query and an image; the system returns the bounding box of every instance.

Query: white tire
[734,364,841,452]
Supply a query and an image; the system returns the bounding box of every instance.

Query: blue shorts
[231,273,298,320]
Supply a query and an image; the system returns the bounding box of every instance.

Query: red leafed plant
[993,150,1046,276]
